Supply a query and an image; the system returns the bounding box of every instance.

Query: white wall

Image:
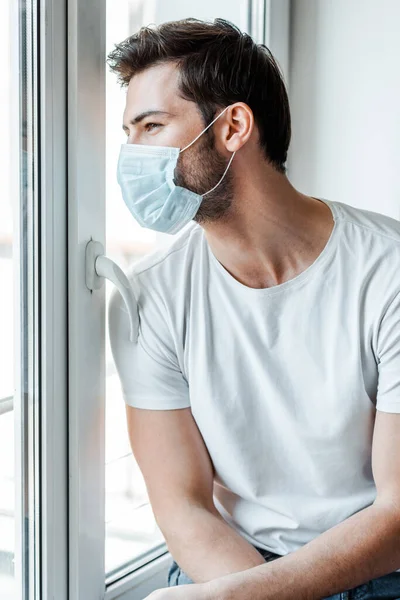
[287,0,400,220]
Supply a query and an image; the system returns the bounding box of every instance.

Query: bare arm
[125,404,267,583]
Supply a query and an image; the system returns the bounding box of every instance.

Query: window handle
[85,239,139,342]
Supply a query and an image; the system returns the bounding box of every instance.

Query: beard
[173,131,235,226]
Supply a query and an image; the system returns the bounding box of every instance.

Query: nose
[126,133,138,145]
[124,127,142,145]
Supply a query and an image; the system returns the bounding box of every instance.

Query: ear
[222,102,254,152]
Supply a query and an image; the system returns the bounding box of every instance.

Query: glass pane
[0,0,16,596]
[0,0,40,597]
[18,0,41,595]
[105,0,249,583]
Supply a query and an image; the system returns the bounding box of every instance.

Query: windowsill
[105,545,172,600]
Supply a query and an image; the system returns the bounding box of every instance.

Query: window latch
[85,239,138,342]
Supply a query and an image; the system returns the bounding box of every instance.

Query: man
[107,17,400,600]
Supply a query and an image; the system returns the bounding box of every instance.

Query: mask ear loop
[179,105,231,153]
[202,150,236,197]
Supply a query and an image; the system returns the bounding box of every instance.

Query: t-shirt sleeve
[375,289,400,413]
[107,274,191,410]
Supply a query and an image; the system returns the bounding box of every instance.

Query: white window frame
[67,0,107,595]
[39,0,69,596]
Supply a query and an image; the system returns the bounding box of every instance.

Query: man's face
[122,62,234,225]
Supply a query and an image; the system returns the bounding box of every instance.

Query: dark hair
[107,18,291,174]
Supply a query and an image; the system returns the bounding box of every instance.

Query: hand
[142,568,250,600]
[143,581,214,600]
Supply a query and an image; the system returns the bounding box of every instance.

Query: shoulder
[127,221,202,283]
[108,223,202,348]
[332,199,400,309]
[121,221,203,307]
[333,199,400,246]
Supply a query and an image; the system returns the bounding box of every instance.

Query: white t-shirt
[108,197,400,557]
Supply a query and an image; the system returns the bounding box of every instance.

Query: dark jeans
[167,546,400,599]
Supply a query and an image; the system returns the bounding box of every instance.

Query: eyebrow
[122,110,175,130]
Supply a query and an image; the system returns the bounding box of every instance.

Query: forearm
[209,502,400,600]
[159,502,267,583]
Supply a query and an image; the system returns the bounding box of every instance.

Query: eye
[144,122,162,132]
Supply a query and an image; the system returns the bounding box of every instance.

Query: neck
[200,162,333,289]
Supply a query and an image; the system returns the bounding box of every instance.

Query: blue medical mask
[117,105,236,234]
